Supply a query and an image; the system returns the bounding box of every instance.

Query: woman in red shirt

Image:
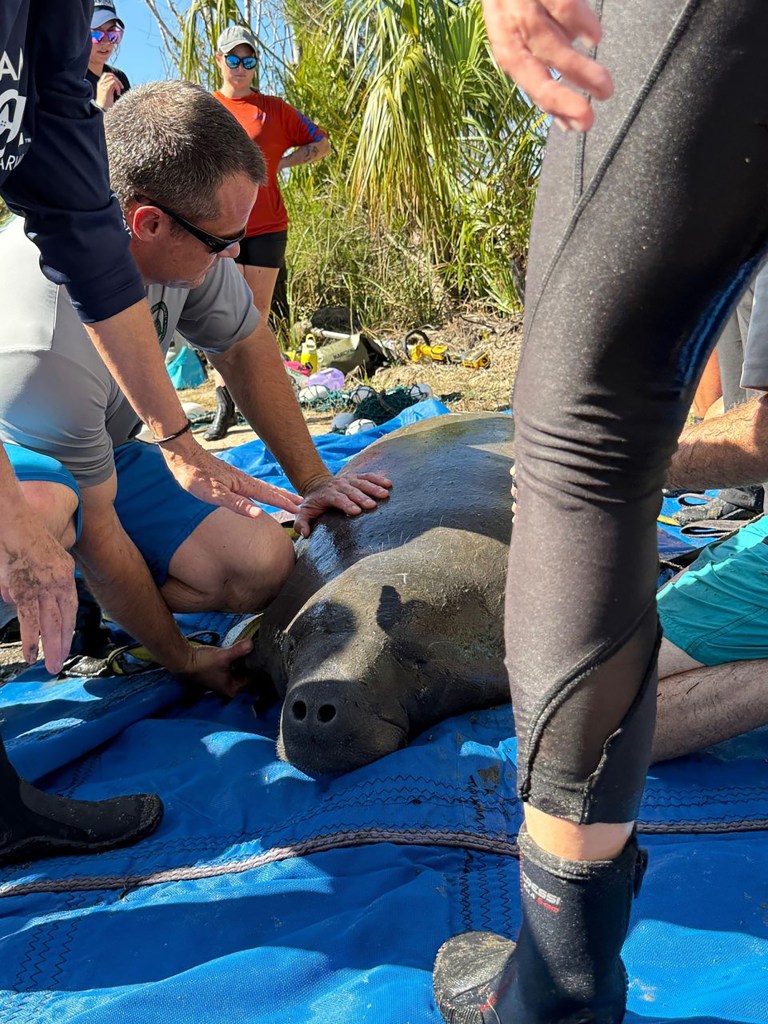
[207,25,331,440]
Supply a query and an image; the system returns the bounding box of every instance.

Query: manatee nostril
[317,704,337,724]
[292,700,307,721]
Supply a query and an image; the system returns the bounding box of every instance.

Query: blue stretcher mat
[1,402,766,1024]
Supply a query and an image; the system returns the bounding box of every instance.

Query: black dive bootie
[433,827,647,1024]
[0,736,163,867]
[204,386,238,441]
[69,576,111,660]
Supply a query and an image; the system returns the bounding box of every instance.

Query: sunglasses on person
[91,27,123,44]
[224,54,257,70]
[137,197,246,255]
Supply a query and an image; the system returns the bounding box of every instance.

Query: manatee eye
[292,700,307,721]
[317,704,337,723]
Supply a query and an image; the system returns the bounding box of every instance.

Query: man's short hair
[104,80,266,223]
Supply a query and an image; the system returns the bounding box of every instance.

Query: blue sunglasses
[224,54,257,70]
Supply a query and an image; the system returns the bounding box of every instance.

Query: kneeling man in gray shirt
[0,81,391,697]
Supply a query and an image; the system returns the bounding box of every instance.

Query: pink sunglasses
[91,27,124,44]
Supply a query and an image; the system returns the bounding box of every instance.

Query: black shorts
[235,230,288,269]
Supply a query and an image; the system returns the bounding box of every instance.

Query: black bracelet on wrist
[152,419,192,445]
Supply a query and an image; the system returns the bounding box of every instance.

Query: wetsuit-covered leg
[435,1,768,1020]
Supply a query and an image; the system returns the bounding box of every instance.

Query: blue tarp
[1,402,766,1023]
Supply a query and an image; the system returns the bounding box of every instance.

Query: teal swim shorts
[657,515,768,665]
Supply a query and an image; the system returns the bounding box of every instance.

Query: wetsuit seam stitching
[519,599,657,801]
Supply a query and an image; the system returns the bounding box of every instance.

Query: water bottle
[301,334,318,373]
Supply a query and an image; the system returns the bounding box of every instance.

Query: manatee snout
[278,678,409,774]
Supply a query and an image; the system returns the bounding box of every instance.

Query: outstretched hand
[482,0,613,131]
[0,513,77,674]
[293,471,393,537]
[160,438,303,520]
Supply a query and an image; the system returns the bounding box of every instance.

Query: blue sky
[115,1,174,84]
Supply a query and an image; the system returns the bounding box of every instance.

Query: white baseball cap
[216,25,258,54]
[92,2,125,30]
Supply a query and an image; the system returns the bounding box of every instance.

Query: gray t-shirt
[740,259,768,391]
[0,218,259,486]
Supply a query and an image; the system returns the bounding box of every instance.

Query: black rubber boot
[433,827,647,1024]
[69,577,112,660]
[0,736,164,867]
[203,386,237,442]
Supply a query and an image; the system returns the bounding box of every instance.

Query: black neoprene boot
[433,827,647,1024]
[0,736,163,867]
[69,577,111,660]
[204,386,237,442]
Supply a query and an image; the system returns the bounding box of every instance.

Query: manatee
[253,412,515,774]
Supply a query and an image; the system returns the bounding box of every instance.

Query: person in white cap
[206,24,330,441]
[87,1,130,111]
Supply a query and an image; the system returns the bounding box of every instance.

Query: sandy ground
[0,314,522,683]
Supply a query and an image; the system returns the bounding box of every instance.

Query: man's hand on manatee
[161,439,303,521]
[170,637,254,698]
[293,471,393,537]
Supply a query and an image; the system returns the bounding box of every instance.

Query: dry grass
[369,313,522,411]
[179,312,523,444]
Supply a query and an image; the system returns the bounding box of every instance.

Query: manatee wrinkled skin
[253,413,514,774]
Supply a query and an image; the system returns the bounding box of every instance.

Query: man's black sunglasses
[138,197,246,255]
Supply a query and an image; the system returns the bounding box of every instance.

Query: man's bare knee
[18,480,78,548]
[164,508,296,613]
[222,524,295,611]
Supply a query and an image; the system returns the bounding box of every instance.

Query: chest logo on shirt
[0,49,27,169]
[151,301,169,343]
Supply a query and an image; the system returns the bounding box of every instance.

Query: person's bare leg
[524,809,632,859]
[692,348,722,420]
[704,396,724,420]
[213,264,279,392]
[19,480,78,550]
[206,265,282,441]
[653,657,768,762]
[160,506,295,614]
[657,635,703,678]
[238,263,280,320]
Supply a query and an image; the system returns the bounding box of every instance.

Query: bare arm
[208,319,391,534]
[209,320,330,492]
[278,136,331,172]
[83,301,301,521]
[667,394,768,491]
[75,476,252,695]
[82,301,191,441]
[0,447,76,673]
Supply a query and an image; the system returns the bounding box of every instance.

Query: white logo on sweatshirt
[0,49,27,169]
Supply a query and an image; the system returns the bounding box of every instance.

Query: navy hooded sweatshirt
[0,0,144,323]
